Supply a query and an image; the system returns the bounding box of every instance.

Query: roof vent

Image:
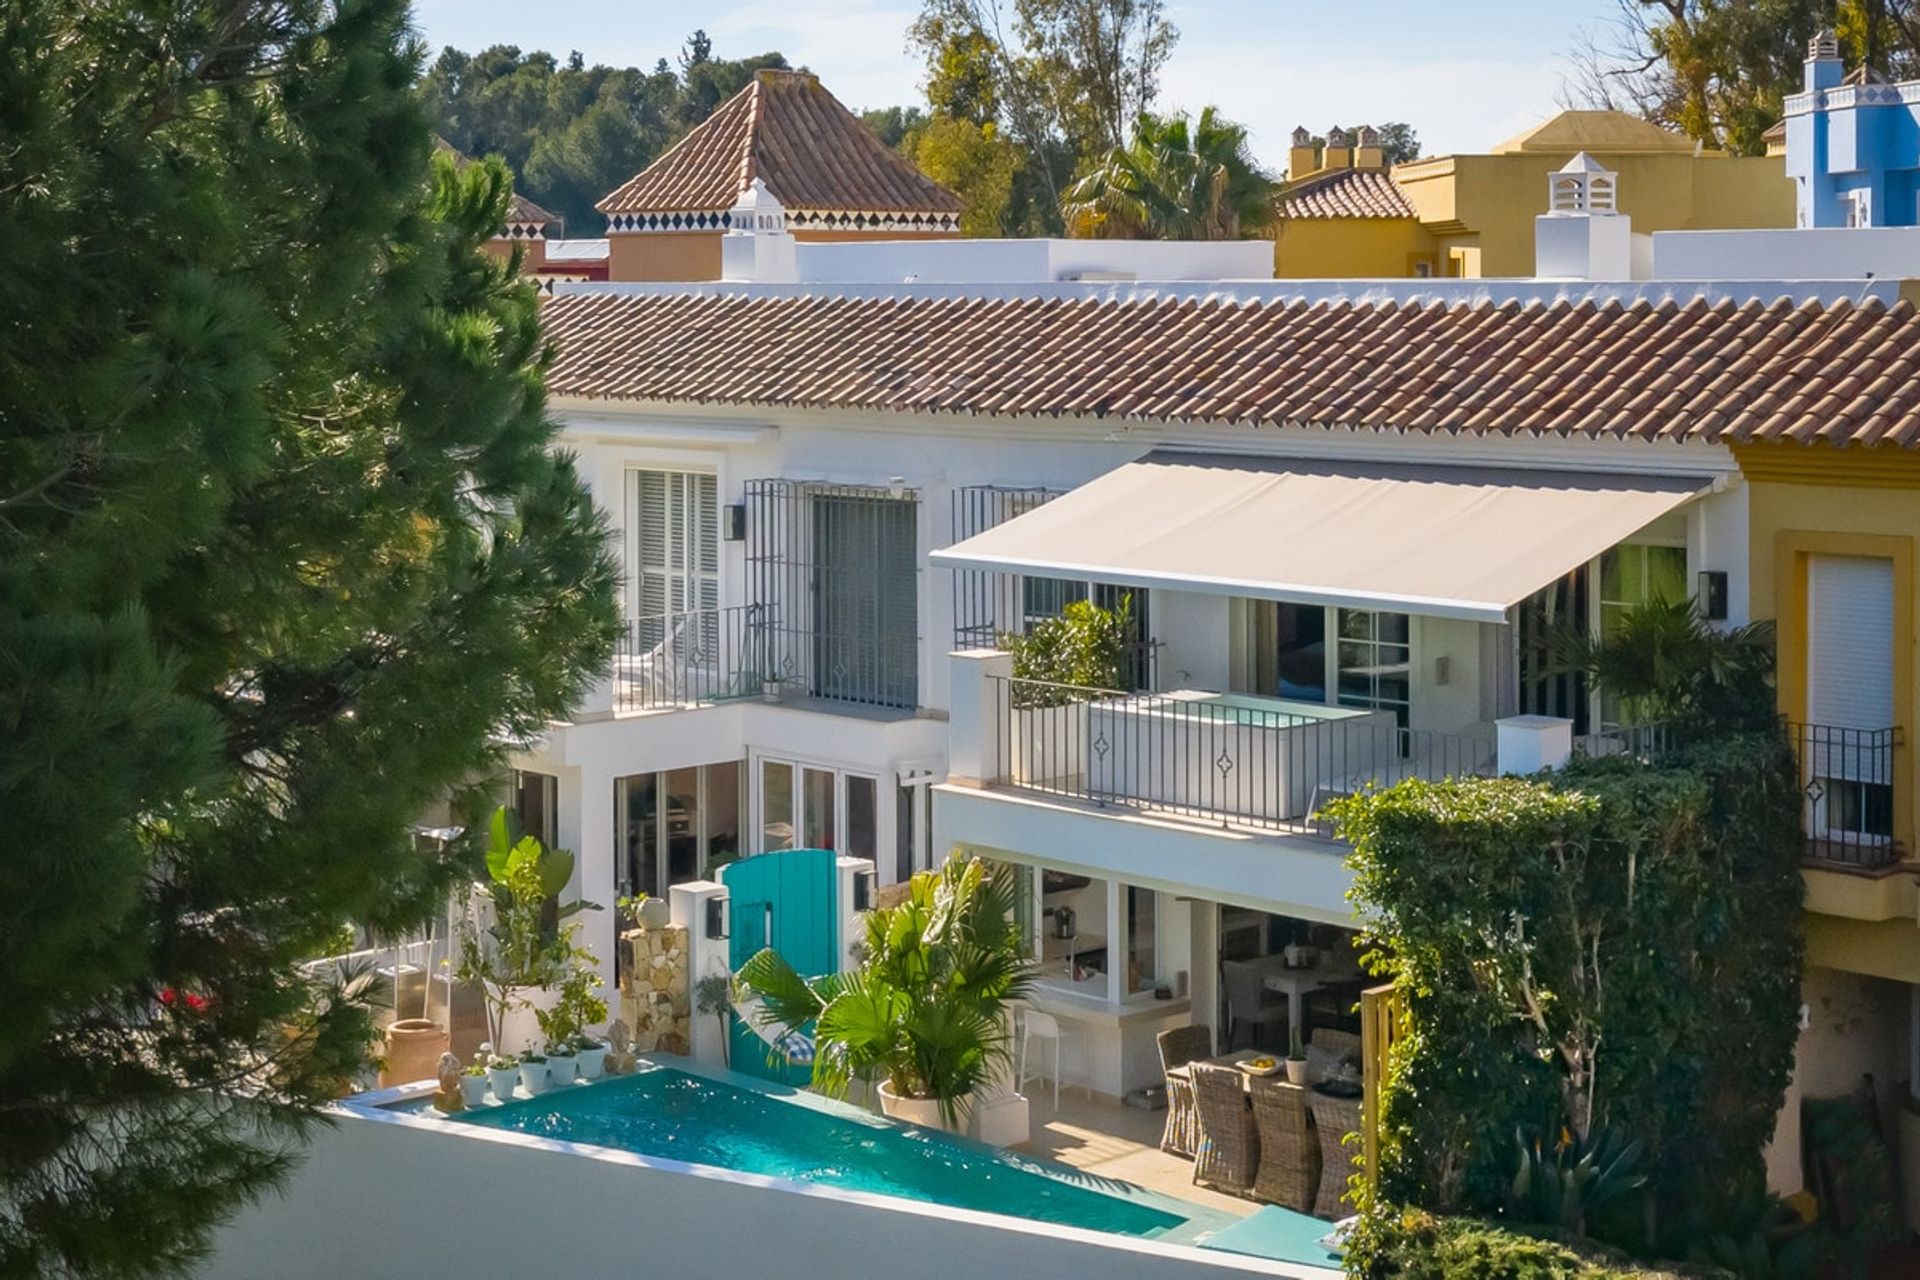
[1810,28,1839,61]
[1291,125,1312,146]
[1547,152,1618,215]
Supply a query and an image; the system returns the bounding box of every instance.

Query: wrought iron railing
[612,607,919,714]
[989,676,1498,834]
[1572,721,1684,764]
[1790,722,1903,869]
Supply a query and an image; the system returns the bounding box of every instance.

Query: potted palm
[736,854,1035,1132]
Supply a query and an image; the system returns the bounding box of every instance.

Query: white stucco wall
[198,1106,1327,1280]
[1652,226,1920,281]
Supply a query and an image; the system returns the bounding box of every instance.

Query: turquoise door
[723,848,838,1083]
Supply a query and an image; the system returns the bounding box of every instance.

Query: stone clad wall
[619,925,690,1055]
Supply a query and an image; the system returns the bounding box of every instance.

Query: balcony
[610,606,917,716]
[1791,722,1905,871]
[984,674,1500,837]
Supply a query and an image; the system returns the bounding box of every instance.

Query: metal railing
[1790,722,1903,869]
[1572,721,1684,764]
[990,676,1498,834]
[612,606,919,714]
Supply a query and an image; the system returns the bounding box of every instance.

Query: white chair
[1016,1009,1089,1108]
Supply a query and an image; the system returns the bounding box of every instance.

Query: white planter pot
[575,1044,608,1080]
[495,985,562,1059]
[1285,1058,1308,1086]
[1010,703,1087,787]
[518,1061,548,1095]
[487,1066,519,1101]
[547,1054,577,1087]
[877,1080,966,1132]
[459,1075,490,1108]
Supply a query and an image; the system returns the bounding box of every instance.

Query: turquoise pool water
[449,1066,1186,1238]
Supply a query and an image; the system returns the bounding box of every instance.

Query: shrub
[1343,1206,1709,1280]
[1003,594,1134,705]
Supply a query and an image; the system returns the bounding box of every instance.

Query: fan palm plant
[1548,596,1775,732]
[1061,107,1278,240]
[735,855,1036,1129]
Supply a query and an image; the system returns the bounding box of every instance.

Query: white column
[1497,715,1574,775]
[573,765,620,998]
[947,649,1013,785]
[670,879,730,1068]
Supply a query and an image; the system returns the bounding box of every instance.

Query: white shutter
[1808,554,1894,729]
[628,469,718,620]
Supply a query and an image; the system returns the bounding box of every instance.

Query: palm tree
[1061,107,1278,240]
[735,854,1035,1129]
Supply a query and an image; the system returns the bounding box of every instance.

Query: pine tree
[0,2,619,1274]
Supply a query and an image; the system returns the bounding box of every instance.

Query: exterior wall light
[705,896,730,940]
[854,867,877,912]
[722,504,747,542]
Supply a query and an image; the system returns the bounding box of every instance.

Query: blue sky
[410,0,1624,166]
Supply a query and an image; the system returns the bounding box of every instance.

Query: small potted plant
[485,1047,519,1101]
[573,1031,608,1080]
[518,1049,548,1095]
[1285,1024,1309,1085]
[459,1053,491,1107]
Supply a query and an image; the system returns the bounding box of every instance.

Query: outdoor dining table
[1241,953,1365,1038]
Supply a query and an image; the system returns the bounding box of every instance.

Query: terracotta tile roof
[541,290,1920,448]
[1279,168,1415,220]
[597,71,963,218]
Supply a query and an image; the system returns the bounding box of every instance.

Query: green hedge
[1327,731,1804,1253]
[1344,1207,1719,1280]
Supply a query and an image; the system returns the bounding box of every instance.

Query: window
[760,760,795,851]
[895,780,930,883]
[1597,544,1688,726]
[1126,886,1157,995]
[627,470,717,620]
[510,770,558,848]
[616,762,746,899]
[1271,602,1327,702]
[1337,609,1411,727]
[801,767,837,850]
[846,775,877,863]
[1805,554,1896,851]
[1846,188,1873,228]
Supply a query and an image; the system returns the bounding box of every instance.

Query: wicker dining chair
[1157,1025,1213,1158]
[1249,1077,1319,1211]
[1308,1092,1363,1219]
[1191,1063,1260,1195]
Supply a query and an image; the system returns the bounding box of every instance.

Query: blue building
[1784,29,1920,228]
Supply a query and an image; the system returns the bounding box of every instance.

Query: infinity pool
[449,1065,1187,1238]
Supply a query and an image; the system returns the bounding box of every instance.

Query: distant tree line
[420,31,790,233]
[1565,0,1920,155]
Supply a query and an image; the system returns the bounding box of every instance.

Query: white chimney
[721,178,797,283]
[1534,152,1632,280]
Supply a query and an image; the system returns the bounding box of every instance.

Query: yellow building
[1273,111,1794,278]
[1736,442,1920,1201]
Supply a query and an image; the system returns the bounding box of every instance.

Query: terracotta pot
[379,1018,448,1088]
[575,1044,608,1080]
[487,1066,519,1101]
[459,1074,490,1108]
[877,1080,964,1131]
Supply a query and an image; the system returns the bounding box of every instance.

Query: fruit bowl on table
[1237,1056,1281,1077]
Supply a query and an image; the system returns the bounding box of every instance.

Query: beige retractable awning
[931,452,1711,624]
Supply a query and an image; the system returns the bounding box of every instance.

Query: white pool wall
[198,1097,1337,1279]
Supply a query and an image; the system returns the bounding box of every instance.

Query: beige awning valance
[931,452,1711,624]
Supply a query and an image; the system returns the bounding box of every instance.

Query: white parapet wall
[198,1102,1331,1280]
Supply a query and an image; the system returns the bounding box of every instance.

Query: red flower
[159,988,178,1007]
[183,992,210,1014]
